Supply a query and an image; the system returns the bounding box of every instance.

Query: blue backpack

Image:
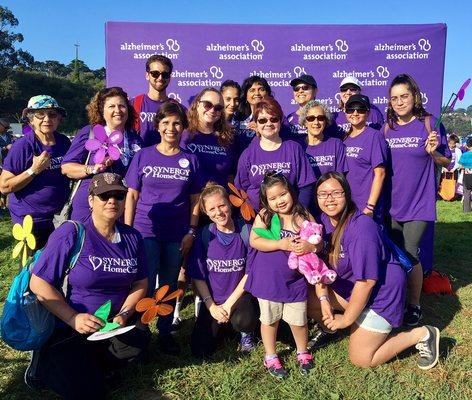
[1,221,85,351]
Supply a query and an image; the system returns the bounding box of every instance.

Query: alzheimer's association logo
[209,66,224,79]
[168,92,182,103]
[293,66,307,77]
[418,38,431,51]
[334,39,349,52]
[166,39,180,52]
[376,66,390,78]
[251,39,265,52]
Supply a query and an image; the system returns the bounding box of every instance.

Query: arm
[61,162,105,180]
[315,283,334,322]
[180,193,200,257]
[363,166,386,216]
[221,274,248,316]
[124,188,140,227]
[193,278,229,323]
[113,277,148,326]
[249,213,294,252]
[426,131,451,167]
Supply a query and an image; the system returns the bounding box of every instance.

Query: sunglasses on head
[305,115,327,122]
[97,191,126,202]
[199,100,224,112]
[293,85,311,92]
[257,117,280,124]
[345,108,368,115]
[148,70,171,80]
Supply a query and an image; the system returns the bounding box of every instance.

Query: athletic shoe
[297,352,314,375]
[238,332,256,353]
[158,334,181,356]
[415,325,440,370]
[24,350,43,390]
[264,357,288,379]
[404,304,422,327]
[307,324,337,350]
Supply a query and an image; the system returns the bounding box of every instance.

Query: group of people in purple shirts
[0,53,451,397]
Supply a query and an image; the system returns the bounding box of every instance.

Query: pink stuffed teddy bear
[288,220,337,285]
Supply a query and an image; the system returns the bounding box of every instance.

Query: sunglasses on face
[97,191,126,202]
[148,70,171,80]
[305,115,327,122]
[34,111,60,120]
[199,100,224,113]
[293,85,311,92]
[345,108,368,115]
[317,190,345,199]
[257,117,280,124]
[340,86,360,93]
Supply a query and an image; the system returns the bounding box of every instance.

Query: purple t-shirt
[32,218,148,316]
[188,223,249,304]
[180,131,237,187]
[234,139,316,211]
[344,127,388,215]
[62,125,143,222]
[446,147,462,172]
[130,94,164,147]
[2,130,71,229]
[235,115,257,154]
[304,137,348,180]
[245,228,307,302]
[124,146,201,241]
[286,111,307,137]
[332,104,385,139]
[322,211,406,327]
[384,117,451,221]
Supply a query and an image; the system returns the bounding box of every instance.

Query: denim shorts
[355,308,392,334]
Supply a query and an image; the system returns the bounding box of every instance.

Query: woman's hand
[323,313,349,331]
[112,314,130,327]
[31,151,51,174]
[209,303,229,324]
[180,233,194,257]
[68,313,104,334]
[291,238,317,255]
[425,131,439,154]
[362,207,374,217]
[221,299,235,317]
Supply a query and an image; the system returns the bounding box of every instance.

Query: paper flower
[228,182,255,221]
[12,215,36,267]
[253,214,281,240]
[436,78,471,130]
[450,78,471,110]
[85,124,123,164]
[94,300,121,333]
[135,285,183,325]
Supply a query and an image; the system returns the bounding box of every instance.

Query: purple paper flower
[450,78,471,110]
[85,125,124,164]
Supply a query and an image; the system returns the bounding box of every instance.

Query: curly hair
[299,100,332,127]
[86,87,136,132]
[187,88,234,148]
[386,74,430,130]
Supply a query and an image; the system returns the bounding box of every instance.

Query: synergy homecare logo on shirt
[206,257,246,273]
[250,162,292,176]
[186,143,227,156]
[142,163,191,180]
[345,146,363,158]
[88,255,139,274]
[308,154,335,168]
[386,136,422,149]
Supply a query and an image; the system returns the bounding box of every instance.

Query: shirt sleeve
[234,149,251,191]
[61,126,91,165]
[335,140,349,174]
[189,155,203,194]
[370,132,388,169]
[294,142,316,187]
[187,229,208,281]
[124,150,142,191]
[2,137,32,175]
[369,106,385,131]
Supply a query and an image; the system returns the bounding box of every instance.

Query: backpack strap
[133,94,145,133]
[424,115,432,135]
[60,221,86,296]
[201,223,214,253]
[236,218,250,248]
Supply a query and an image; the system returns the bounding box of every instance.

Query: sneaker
[415,325,440,370]
[307,325,337,350]
[404,304,422,327]
[158,334,181,356]
[170,317,182,332]
[24,350,43,390]
[238,332,256,353]
[264,356,288,379]
[297,352,314,375]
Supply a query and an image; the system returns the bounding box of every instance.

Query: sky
[3,0,472,108]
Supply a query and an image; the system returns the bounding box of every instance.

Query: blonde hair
[198,181,230,214]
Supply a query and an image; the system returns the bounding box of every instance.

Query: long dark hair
[386,74,430,130]
[236,76,273,121]
[315,172,357,267]
[259,171,309,231]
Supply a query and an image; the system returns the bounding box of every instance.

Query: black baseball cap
[88,173,127,196]
[345,94,371,110]
[290,74,318,89]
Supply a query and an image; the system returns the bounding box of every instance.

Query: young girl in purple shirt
[248,172,320,378]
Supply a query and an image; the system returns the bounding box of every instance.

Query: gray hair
[299,100,332,127]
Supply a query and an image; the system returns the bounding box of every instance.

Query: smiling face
[247,83,268,106]
[30,110,61,136]
[197,91,224,128]
[340,84,361,105]
[203,193,232,229]
[266,182,293,215]
[305,105,327,138]
[316,178,346,221]
[293,84,316,107]
[345,103,369,129]
[103,95,128,131]
[256,109,281,140]
[222,87,240,119]
[390,83,414,119]
[146,61,171,93]
[158,114,184,147]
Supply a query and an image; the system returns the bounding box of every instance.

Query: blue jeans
[143,238,182,335]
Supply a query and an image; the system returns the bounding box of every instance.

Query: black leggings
[390,219,429,265]
[191,293,259,358]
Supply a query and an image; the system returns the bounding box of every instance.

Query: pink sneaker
[297,352,314,375]
[264,356,288,379]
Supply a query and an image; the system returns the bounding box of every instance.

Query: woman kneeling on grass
[308,172,440,369]
[189,182,259,357]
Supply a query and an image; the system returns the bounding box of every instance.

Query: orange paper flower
[228,182,255,221]
[135,285,183,324]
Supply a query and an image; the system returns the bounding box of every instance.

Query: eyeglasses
[148,70,171,80]
[293,85,311,92]
[340,86,360,93]
[34,110,60,120]
[390,93,412,104]
[199,100,224,113]
[345,108,367,115]
[257,117,280,124]
[97,192,126,202]
[305,115,327,122]
[317,190,345,199]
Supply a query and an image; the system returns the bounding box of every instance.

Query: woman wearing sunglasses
[343,94,387,222]
[286,74,318,138]
[61,87,142,222]
[333,76,384,138]
[181,88,237,187]
[235,97,315,211]
[0,95,71,248]
[27,172,149,399]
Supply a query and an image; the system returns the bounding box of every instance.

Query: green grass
[1,202,471,400]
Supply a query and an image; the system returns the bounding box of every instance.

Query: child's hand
[291,238,316,255]
[278,237,296,251]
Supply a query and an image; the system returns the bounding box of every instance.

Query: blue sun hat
[23,95,67,117]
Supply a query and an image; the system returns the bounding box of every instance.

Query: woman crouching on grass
[308,172,440,369]
[189,182,259,358]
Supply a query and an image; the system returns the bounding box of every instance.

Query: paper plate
[87,325,135,341]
